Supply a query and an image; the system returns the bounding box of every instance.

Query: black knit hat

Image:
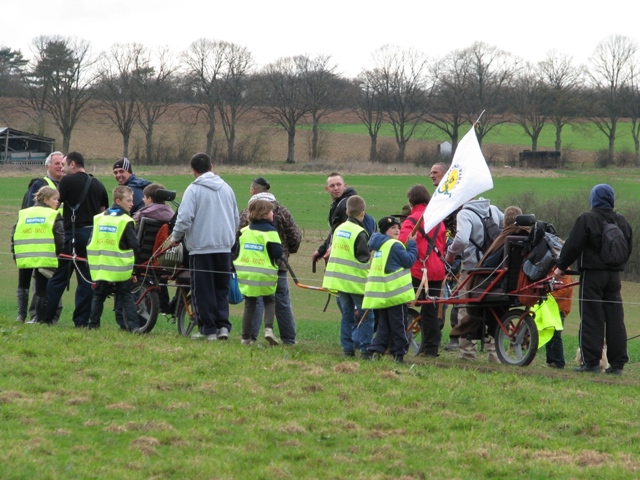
[378,216,401,234]
[113,157,133,173]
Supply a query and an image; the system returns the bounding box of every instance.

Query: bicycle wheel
[494,308,539,366]
[176,289,197,336]
[133,283,159,333]
[407,308,421,356]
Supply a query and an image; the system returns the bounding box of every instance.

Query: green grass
[318,121,640,153]
[2,170,640,478]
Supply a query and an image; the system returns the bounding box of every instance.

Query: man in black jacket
[554,184,632,375]
[312,172,376,262]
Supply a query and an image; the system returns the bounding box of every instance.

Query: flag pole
[474,110,486,128]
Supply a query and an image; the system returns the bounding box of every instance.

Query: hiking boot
[264,328,279,345]
[574,364,601,373]
[444,339,459,351]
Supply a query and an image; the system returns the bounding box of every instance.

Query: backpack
[522,221,563,282]
[468,208,502,260]
[598,214,628,266]
[21,178,41,209]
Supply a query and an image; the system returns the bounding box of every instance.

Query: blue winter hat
[590,184,614,209]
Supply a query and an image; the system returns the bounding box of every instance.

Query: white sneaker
[217,327,229,340]
[264,328,279,345]
[241,339,254,345]
[191,333,217,341]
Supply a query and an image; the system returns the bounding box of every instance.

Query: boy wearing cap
[113,157,152,215]
[322,196,375,357]
[364,216,418,363]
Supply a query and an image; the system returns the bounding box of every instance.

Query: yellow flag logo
[437,166,462,198]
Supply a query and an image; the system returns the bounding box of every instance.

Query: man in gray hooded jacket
[171,153,239,340]
[446,197,504,361]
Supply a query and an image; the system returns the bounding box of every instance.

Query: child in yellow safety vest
[322,195,375,358]
[364,216,418,363]
[234,199,283,345]
[87,186,140,332]
[12,186,64,324]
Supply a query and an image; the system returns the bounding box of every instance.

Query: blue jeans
[251,270,296,344]
[339,292,374,354]
[46,227,94,326]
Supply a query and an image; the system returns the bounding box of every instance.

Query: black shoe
[605,367,623,375]
[343,351,355,357]
[360,351,373,360]
[394,354,404,364]
[574,364,600,373]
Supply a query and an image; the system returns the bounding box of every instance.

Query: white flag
[422,128,493,234]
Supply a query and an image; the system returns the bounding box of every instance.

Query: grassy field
[2,169,640,478]
[319,121,640,153]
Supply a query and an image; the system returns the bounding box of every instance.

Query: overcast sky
[3,1,639,76]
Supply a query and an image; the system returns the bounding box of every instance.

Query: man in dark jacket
[554,184,632,375]
[312,172,376,262]
[113,157,152,215]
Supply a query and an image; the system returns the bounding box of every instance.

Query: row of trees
[1,34,639,164]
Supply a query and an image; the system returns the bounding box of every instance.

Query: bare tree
[588,34,638,162]
[427,52,471,153]
[459,42,519,145]
[370,45,432,163]
[24,36,94,151]
[216,42,253,163]
[182,39,226,158]
[538,51,584,152]
[253,56,309,163]
[353,71,384,162]
[628,70,640,163]
[95,43,144,157]
[511,64,550,152]
[297,54,348,159]
[134,47,176,164]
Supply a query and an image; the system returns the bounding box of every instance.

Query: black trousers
[578,269,628,369]
[412,276,443,353]
[189,253,232,336]
[368,303,409,356]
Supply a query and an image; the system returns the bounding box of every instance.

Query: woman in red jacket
[399,185,447,356]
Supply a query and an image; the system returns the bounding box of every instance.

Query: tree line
[1,34,639,165]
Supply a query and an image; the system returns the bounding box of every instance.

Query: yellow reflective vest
[87,213,135,282]
[322,220,369,294]
[234,226,280,297]
[363,239,415,309]
[13,205,60,269]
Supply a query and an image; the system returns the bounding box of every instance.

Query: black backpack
[20,178,42,209]
[522,221,563,281]
[598,213,628,266]
[469,208,502,260]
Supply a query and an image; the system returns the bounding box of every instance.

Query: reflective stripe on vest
[363,238,414,309]
[87,213,135,282]
[233,226,280,297]
[322,221,369,294]
[13,206,60,269]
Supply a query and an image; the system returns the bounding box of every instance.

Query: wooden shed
[0,127,55,165]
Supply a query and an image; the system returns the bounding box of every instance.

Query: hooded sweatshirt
[172,171,239,255]
[447,198,504,271]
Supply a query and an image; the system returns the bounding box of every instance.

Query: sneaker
[241,339,254,345]
[393,354,405,364]
[574,364,600,373]
[191,333,217,341]
[605,367,623,375]
[264,328,279,345]
[360,351,373,360]
[26,318,39,324]
[16,315,26,323]
[343,351,356,357]
[217,327,229,340]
